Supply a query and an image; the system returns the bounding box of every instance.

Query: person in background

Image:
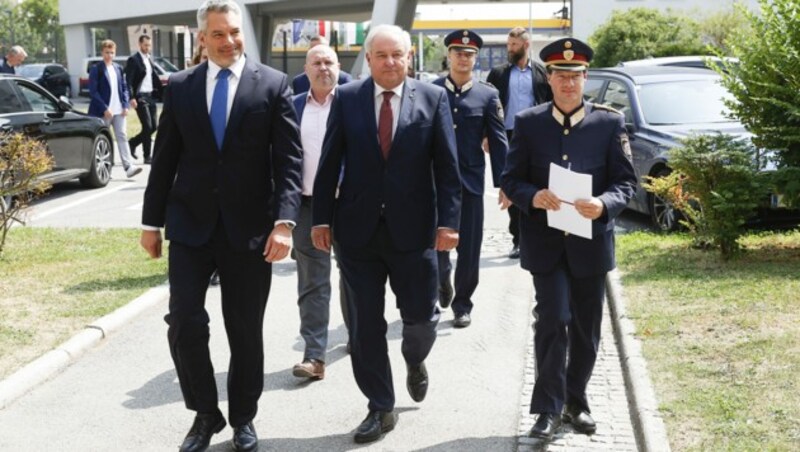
[433,29,508,329]
[311,24,461,445]
[0,45,27,74]
[88,39,141,179]
[291,35,353,94]
[487,27,552,259]
[501,37,637,442]
[125,35,163,164]
[191,44,208,66]
[140,1,303,450]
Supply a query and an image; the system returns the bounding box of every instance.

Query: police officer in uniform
[501,38,637,440]
[433,30,508,328]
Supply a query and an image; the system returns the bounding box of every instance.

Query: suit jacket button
[562,154,568,161]
[563,129,569,135]
[453,124,458,129]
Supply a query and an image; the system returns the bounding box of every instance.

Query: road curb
[0,283,169,410]
[606,269,671,452]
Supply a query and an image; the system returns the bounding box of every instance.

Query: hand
[140,229,163,259]
[103,110,113,120]
[435,228,459,251]
[574,197,605,220]
[263,223,293,262]
[498,189,512,210]
[481,137,489,154]
[311,226,332,253]
[130,98,137,109]
[532,189,562,211]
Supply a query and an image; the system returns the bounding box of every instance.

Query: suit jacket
[312,77,461,252]
[486,61,552,115]
[124,52,163,99]
[87,62,130,117]
[292,71,353,95]
[433,76,508,196]
[142,59,303,251]
[500,102,637,278]
[0,58,14,74]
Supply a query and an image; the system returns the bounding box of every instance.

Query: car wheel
[80,134,113,188]
[648,168,680,232]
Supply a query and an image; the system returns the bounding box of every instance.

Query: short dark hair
[508,27,530,42]
[139,35,151,44]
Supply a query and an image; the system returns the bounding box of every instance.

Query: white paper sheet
[546,163,593,239]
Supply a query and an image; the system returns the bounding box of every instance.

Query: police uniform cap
[444,29,483,53]
[539,37,594,71]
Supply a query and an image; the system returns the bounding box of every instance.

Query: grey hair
[306,45,338,63]
[364,24,411,54]
[197,0,242,32]
[8,45,27,57]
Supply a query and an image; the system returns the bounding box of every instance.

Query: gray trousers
[104,114,134,171]
[293,198,333,361]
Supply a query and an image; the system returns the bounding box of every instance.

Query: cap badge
[463,30,469,36]
[564,50,574,61]
[462,37,470,44]
[564,41,573,49]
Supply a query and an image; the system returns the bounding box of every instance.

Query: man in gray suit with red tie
[140,1,302,451]
[311,24,461,445]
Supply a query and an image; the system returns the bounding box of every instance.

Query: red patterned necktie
[378,91,394,160]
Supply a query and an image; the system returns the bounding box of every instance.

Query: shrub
[643,134,768,259]
[0,132,54,255]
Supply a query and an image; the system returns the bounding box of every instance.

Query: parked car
[78,56,171,96]
[0,73,114,203]
[586,66,796,230]
[619,55,739,72]
[17,63,73,98]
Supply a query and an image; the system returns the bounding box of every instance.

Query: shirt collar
[511,62,532,73]
[444,76,473,94]
[552,102,586,127]
[306,86,336,107]
[374,81,404,99]
[138,51,150,61]
[208,56,246,81]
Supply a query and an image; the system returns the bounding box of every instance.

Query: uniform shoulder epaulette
[592,103,622,115]
[480,80,499,90]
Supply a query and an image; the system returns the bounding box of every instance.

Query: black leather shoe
[438,280,454,309]
[129,142,138,159]
[232,422,258,451]
[527,413,560,440]
[406,362,428,402]
[453,313,471,328]
[508,245,520,259]
[562,404,596,434]
[209,270,220,286]
[179,410,226,452]
[354,410,397,443]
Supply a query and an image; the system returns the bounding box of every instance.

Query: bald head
[304,45,340,98]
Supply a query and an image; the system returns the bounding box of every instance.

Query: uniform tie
[378,91,394,160]
[210,68,231,152]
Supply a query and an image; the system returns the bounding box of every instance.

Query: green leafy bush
[643,134,768,259]
[0,132,54,255]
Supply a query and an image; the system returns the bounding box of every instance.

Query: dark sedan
[1,74,114,205]
[18,63,73,98]
[585,66,793,230]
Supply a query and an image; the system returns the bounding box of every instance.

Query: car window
[50,65,66,75]
[584,79,604,103]
[15,82,58,113]
[0,80,26,113]
[603,81,633,124]
[639,79,735,125]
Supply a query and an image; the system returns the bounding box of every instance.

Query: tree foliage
[0,0,64,64]
[713,0,800,206]
[589,8,706,67]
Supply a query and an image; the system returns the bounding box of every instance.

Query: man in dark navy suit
[125,35,163,163]
[487,27,552,259]
[433,29,508,328]
[501,38,637,441]
[311,24,461,445]
[0,45,26,74]
[140,1,302,451]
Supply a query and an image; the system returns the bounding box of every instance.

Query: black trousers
[437,192,483,316]
[165,221,271,427]
[336,221,440,412]
[130,93,158,159]
[505,129,520,247]
[529,256,605,415]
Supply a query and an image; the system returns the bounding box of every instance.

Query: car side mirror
[58,96,73,111]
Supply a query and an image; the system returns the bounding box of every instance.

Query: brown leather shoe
[292,359,325,379]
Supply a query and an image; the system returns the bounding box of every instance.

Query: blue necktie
[210,68,231,151]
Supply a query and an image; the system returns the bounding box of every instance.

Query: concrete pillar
[352,0,418,77]
[63,24,94,96]
[240,3,260,64]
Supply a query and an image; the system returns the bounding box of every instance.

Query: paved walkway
[0,195,650,451]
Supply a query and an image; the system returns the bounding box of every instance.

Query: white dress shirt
[105,63,123,115]
[300,88,336,196]
[138,51,153,94]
